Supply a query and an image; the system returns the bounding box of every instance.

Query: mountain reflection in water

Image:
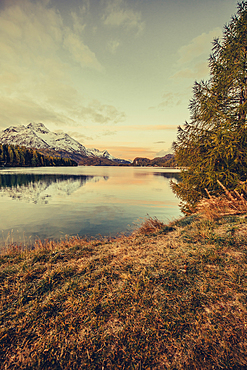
[0,167,181,247]
[153,172,181,180]
[0,174,108,204]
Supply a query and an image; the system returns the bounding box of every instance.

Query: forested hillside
[0,144,77,167]
[132,154,176,167]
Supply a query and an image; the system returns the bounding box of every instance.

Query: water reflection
[153,172,181,180]
[0,168,181,247]
[0,174,108,204]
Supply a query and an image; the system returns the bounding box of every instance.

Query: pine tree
[172,1,247,214]
[0,144,3,166]
[14,148,20,166]
[31,150,38,167]
[7,146,14,166]
[19,150,25,166]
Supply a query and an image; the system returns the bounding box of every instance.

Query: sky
[0,0,238,160]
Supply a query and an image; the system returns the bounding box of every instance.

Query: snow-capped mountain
[88,148,116,160]
[0,123,130,164]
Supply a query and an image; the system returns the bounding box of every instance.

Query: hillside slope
[0,143,77,167]
[1,214,246,369]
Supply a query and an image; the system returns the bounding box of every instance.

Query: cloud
[171,61,209,80]
[149,92,185,110]
[0,1,62,59]
[115,124,177,131]
[77,100,126,124]
[93,145,156,160]
[170,27,222,81]
[0,94,126,130]
[70,11,86,35]
[0,0,125,129]
[67,131,93,142]
[0,0,102,72]
[143,125,177,131]
[63,32,102,70]
[108,39,120,54]
[0,96,77,129]
[102,0,145,35]
[155,148,173,157]
[99,130,116,136]
[177,27,222,65]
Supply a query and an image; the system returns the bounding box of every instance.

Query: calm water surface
[0,166,181,247]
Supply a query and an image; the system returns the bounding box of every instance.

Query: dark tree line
[0,144,77,167]
[0,174,91,189]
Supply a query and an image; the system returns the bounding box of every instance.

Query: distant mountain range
[0,123,131,165]
[0,122,176,167]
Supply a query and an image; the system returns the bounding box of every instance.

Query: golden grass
[0,215,247,369]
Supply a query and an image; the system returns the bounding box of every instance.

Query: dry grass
[196,180,247,220]
[0,215,247,369]
[136,216,174,235]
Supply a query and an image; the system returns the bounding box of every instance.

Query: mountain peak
[27,122,50,134]
[0,122,131,164]
[4,125,26,133]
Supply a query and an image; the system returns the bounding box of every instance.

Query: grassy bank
[0,215,247,369]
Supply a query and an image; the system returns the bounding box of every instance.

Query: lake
[0,166,181,247]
